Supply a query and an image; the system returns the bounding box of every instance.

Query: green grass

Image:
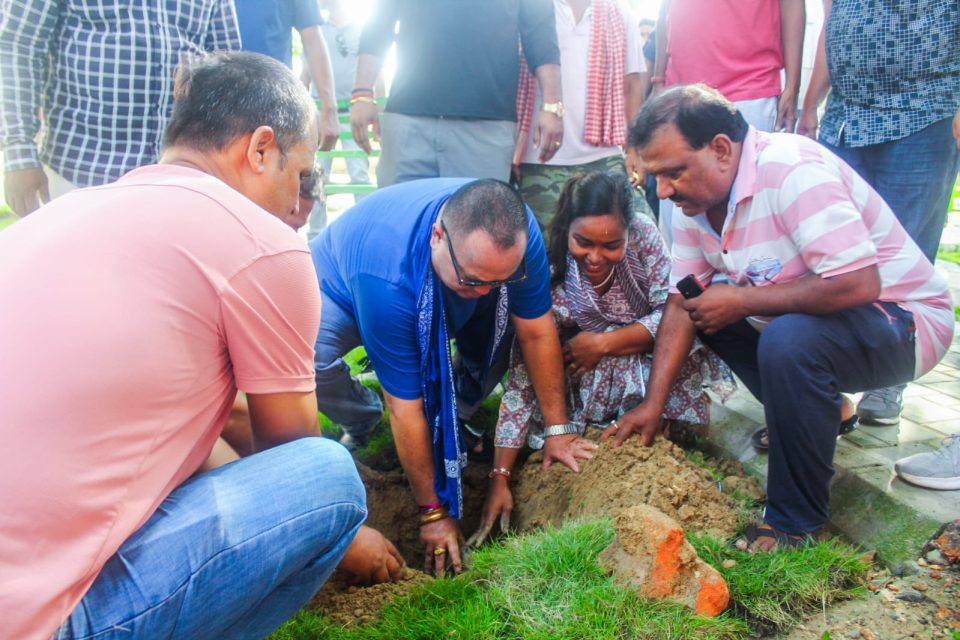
[0,204,15,232]
[938,248,960,265]
[270,520,868,640]
[692,534,868,631]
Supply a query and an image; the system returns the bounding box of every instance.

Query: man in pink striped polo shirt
[609,84,953,550]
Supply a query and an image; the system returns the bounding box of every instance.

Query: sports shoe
[894,434,960,490]
[857,384,906,425]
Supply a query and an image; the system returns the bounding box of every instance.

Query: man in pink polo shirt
[611,85,953,551]
[0,52,401,640]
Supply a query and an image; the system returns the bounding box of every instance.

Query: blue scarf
[416,267,509,519]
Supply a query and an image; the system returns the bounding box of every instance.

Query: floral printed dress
[495,214,735,449]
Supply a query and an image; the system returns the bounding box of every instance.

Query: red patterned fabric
[514,0,626,164]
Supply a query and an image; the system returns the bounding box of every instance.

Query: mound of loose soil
[307,568,430,628]
[511,436,758,539]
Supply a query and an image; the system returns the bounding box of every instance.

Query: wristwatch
[543,422,580,437]
[541,101,565,118]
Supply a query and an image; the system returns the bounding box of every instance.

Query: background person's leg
[58,438,366,640]
[377,113,440,187]
[758,304,917,535]
[437,118,515,184]
[314,292,383,442]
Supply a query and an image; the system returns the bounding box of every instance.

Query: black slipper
[751,415,858,451]
[735,523,812,552]
[461,422,494,463]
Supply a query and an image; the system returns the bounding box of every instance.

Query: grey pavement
[703,209,960,566]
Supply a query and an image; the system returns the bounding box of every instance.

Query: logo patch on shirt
[744,257,783,286]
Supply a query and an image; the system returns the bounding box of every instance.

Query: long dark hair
[547,171,635,286]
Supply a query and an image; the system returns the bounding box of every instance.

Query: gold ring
[433,547,447,556]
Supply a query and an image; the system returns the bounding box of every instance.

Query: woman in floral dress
[495,171,733,450]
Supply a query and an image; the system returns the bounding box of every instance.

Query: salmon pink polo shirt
[669,128,954,378]
[0,165,321,640]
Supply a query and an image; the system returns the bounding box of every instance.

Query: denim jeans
[822,116,960,263]
[701,302,916,534]
[54,438,366,639]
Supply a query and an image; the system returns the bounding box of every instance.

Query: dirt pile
[511,436,756,539]
[308,568,430,627]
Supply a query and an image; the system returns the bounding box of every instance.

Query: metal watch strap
[543,422,579,437]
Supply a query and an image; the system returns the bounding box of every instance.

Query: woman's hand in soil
[562,332,607,379]
[543,434,597,472]
[467,476,512,548]
[601,402,663,448]
[337,525,405,585]
[421,518,464,576]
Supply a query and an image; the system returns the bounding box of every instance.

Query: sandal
[734,523,812,553]
[751,414,858,451]
[460,422,494,463]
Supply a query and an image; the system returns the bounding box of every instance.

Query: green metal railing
[316,98,385,196]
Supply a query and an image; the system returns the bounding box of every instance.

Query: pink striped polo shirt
[669,128,954,377]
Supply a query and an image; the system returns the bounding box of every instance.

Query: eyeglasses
[440,219,527,287]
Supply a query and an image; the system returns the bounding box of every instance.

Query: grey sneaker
[857,384,906,425]
[894,435,960,490]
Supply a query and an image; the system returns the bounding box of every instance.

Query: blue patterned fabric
[416,267,510,518]
[820,0,960,148]
[0,0,240,186]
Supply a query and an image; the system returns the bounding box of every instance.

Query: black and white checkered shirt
[0,0,241,187]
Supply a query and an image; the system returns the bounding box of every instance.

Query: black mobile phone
[676,274,705,299]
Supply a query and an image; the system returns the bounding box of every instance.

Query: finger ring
[610,420,621,431]
[554,140,561,147]
[433,547,447,556]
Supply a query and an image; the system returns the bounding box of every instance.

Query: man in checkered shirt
[0,0,241,216]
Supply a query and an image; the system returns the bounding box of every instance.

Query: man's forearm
[515,314,569,426]
[354,53,383,92]
[779,0,805,93]
[644,295,697,410]
[533,63,562,104]
[383,393,441,506]
[301,27,337,109]
[738,267,880,318]
[800,16,831,114]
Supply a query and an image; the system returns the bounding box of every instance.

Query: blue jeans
[701,302,916,534]
[55,438,366,639]
[822,116,960,263]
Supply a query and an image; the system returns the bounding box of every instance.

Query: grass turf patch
[270,518,865,639]
[691,533,868,632]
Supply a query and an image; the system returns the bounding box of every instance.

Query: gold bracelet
[419,508,450,526]
[350,96,377,105]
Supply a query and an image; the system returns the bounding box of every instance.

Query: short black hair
[444,179,527,250]
[162,51,316,157]
[547,171,635,286]
[628,83,749,151]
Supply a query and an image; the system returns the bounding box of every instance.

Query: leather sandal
[734,523,813,553]
[751,414,858,451]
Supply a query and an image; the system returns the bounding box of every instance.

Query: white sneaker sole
[895,471,960,490]
[859,414,901,426]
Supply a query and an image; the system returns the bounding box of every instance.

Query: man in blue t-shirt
[234,0,340,150]
[310,178,596,574]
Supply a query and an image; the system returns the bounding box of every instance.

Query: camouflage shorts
[518,154,652,229]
